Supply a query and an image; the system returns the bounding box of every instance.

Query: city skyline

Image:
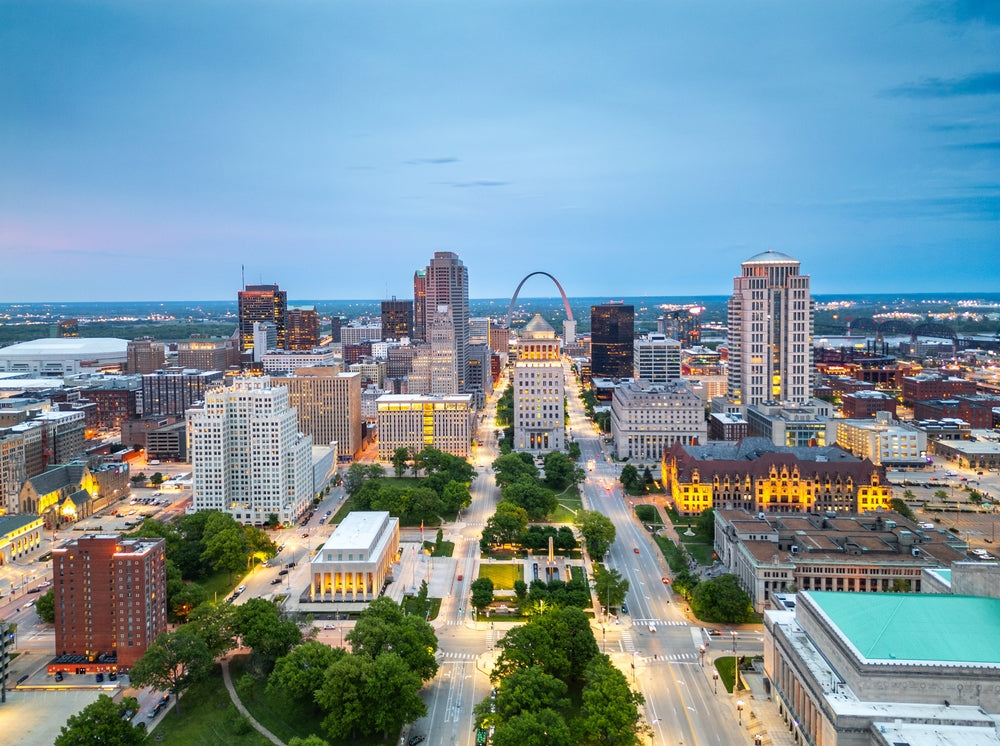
[2,1,998,303]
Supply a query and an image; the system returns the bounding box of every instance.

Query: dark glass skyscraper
[413,269,427,341]
[238,284,287,351]
[381,297,414,340]
[590,303,634,378]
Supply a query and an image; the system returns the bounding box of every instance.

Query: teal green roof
[804,591,1000,665]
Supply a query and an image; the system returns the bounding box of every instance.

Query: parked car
[278,569,289,576]
[270,578,282,585]
[96,673,104,683]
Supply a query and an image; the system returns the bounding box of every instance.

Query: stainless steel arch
[506,272,574,328]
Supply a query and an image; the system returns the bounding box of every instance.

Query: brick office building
[901,373,977,404]
[49,533,167,674]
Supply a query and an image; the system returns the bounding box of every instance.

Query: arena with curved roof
[0,337,129,376]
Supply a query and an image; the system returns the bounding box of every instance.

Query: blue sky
[1,1,997,302]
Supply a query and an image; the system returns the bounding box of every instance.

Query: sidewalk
[700,652,797,746]
[220,654,285,746]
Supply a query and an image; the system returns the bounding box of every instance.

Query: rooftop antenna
[241,264,245,290]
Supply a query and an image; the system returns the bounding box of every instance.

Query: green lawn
[551,485,583,523]
[402,595,442,620]
[425,540,455,557]
[479,563,524,590]
[147,664,270,746]
[714,656,738,693]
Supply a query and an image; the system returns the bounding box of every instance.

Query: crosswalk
[437,651,478,661]
[633,619,687,627]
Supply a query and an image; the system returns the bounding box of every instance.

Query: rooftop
[805,590,1000,665]
[0,337,128,357]
[743,250,799,264]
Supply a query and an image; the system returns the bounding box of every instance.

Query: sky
[1,1,998,303]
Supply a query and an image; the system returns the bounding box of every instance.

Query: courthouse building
[309,511,399,602]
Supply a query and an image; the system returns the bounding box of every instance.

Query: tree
[690,574,754,623]
[266,513,280,530]
[592,564,629,612]
[890,498,916,520]
[288,737,331,746]
[442,480,472,513]
[578,655,645,745]
[365,652,427,739]
[619,464,640,493]
[492,453,539,487]
[130,473,147,485]
[478,665,569,726]
[481,502,529,550]
[54,694,144,746]
[170,581,208,621]
[201,525,247,585]
[187,600,239,658]
[567,441,582,460]
[492,709,573,746]
[129,625,213,716]
[695,508,715,542]
[343,462,368,495]
[236,598,303,675]
[502,478,557,521]
[347,597,439,681]
[493,607,599,684]
[542,451,575,491]
[150,472,164,486]
[316,652,371,741]
[470,577,495,613]
[934,489,949,502]
[268,640,345,707]
[392,447,411,477]
[35,588,55,623]
[576,510,616,558]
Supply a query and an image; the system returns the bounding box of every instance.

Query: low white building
[834,412,927,466]
[262,349,339,374]
[0,338,128,376]
[610,379,706,460]
[310,511,400,602]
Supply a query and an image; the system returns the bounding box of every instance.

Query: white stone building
[188,376,313,525]
[834,412,928,466]
[513,315,564,454]
[633,333,681,383]
[310,511,400,601]
[610,379,706,460]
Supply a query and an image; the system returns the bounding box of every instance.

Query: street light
[699,645,705,667]
[712,670,719,694]
[736,699,745,725]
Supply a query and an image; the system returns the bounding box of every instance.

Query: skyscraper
[590,303,634,379]
[188,377,313,525]
[412,269,427,341]
[424,252,470,394]
[238,284,287,351]
[381,297,414,340]
[727,250,813,407]
[286,306,319,350]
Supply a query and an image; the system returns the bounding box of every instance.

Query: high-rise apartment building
[381,298,413,341]
[424,252,470,394]
[657,308,703,346]
[125,337,165,375]
[286,306,319,350]
[513,315,564,453]
[633,333,681,383]
[50,534,167,672]
[271,370,363,458]
[238,284,287,352]
[141,369,223,417]
[727,251,813,407]
[412,269,427,341]
[591,303,634,379]
[188,377,313,525]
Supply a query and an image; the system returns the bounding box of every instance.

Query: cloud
[449,180,508,188]
[885,71,1000,98]
[948,140,1000,150]
[405,157,459,165]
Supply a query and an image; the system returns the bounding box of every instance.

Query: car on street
[633,547,640,554]
[708,629,722,636]
[278,569,289,576]
[662,577,670,584]
[237,585,247,593]
[457,574,464,581]
[270,578,282,585]
[323,624,335,630]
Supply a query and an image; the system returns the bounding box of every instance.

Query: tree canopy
[592,564,629,612]
[236,598,303,675]
[578,655,645,745]
[129,625,213,716]
[575,510,616,558]
[55,695,144,746]
[689,574,755,623]
[347,597,439,681]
